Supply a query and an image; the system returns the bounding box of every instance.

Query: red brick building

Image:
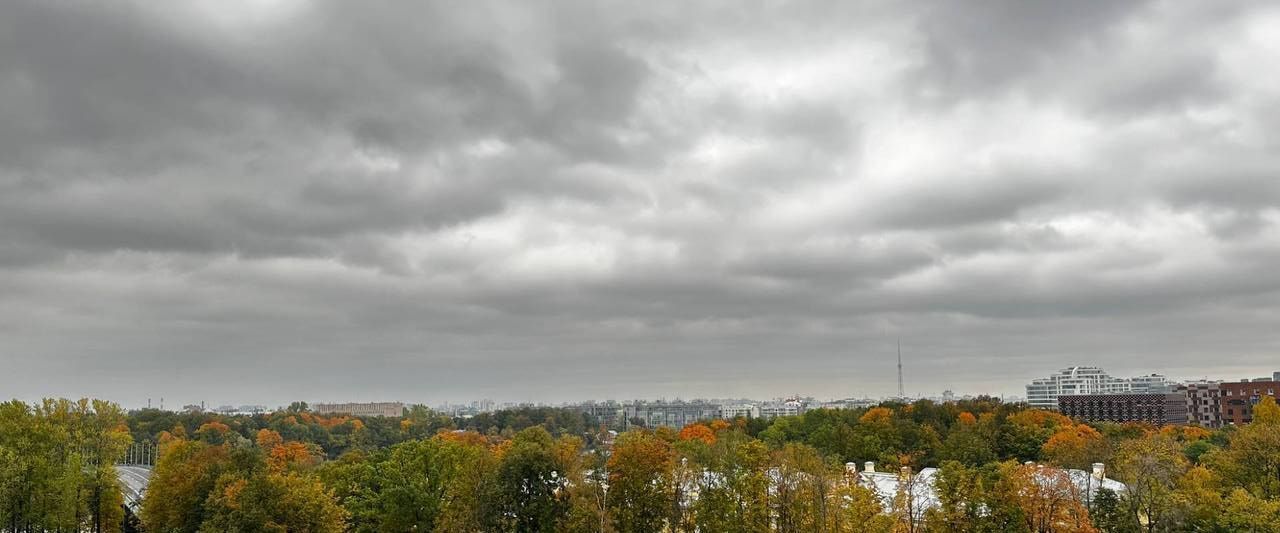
[1220,380,1280,425]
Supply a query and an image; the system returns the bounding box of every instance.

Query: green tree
[685,430,771,533]
[924,461,984,533]
[939,418,997,466]
[0,398,132,533]
[828,480,894,533]
[1089,488,1136,533]
[495,427,570,532]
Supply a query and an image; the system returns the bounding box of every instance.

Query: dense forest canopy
[3,396,1279,532]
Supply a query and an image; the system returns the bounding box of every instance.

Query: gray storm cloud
[1,0,1278,406]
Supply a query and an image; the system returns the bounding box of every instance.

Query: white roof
[857,465,1125,515]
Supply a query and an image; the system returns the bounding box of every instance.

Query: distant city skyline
[96,363,1280,413]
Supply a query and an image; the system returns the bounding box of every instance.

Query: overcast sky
[2,1,1279,408]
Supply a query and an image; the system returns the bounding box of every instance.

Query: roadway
[116,465,152,511]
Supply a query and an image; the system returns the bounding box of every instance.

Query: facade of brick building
[1057,393,1185,425]
[1220,380,1280,425]
[1176,381,1224,428]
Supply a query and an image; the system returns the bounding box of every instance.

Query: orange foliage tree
[860,407,894,426]
[1003,462,1097,533]
[268,441,322,473]
[256,428,284,449]
[679,423,717,445]
[1041,424,1104,469]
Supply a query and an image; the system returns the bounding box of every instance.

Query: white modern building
[718,404,759,419]
[1129,374,1174,393]
[1025,367,1164,410]
[758,398,806,418]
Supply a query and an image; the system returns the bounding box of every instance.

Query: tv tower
[897,339,905,398]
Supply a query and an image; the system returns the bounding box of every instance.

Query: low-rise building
[1220,379,1280,425]
[1057,393,1185,425]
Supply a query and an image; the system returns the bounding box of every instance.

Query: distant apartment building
[313,402,404,418]
[1025,367,1136,410]
[1128,374,1174,393]
[820,398,880,410]
[623,401,721,428]
[1176,381,1224,428]
[718,404,759,419]
[567,401,625,424]
[1220,378,1280,425]
[758,398,807,419]
[213,404,268,415]
[1057,393,1185,425]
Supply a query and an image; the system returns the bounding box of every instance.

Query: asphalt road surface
[116,465,152,509]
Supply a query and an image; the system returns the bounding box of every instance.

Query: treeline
[122,403,596,460]
[0,399,131,533]
[5,397,1280,531]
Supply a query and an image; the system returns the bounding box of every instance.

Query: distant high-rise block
[1025,367,1170,410]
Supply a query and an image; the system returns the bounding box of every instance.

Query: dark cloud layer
[2,0,1279,407]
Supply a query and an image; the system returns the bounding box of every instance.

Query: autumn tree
[1000,411,1072,462]
[1206,396,1280,499]
[684,430,772,533]
[563,448,611,533]
[141,439,233,532]
[1042,423,1106,470]
[771,443,838,533]
[201,472,347,532]
[828,477,894,533]
[1001,462,1097,533]
[1112,436,1188,532]
[679,423,717,445]
[607,430,675,533]
[891,466,933,533]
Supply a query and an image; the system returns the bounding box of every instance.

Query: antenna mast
[897,339,905,398]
